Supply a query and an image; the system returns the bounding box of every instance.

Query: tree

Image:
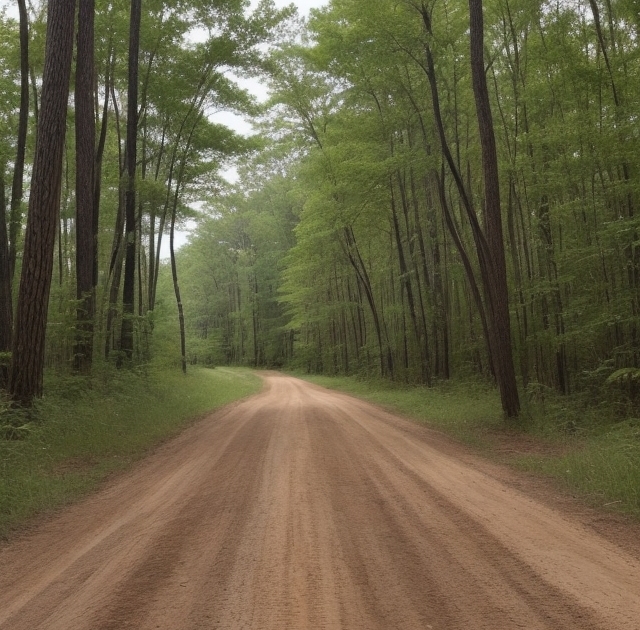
[74,0,97,372]
[0,5,29,387]
[162,167,298,370]
[9,0,30,285]
[0,176,11,387]
[468,0,520,417]
[9,0,77,403]
[119,0,142,363]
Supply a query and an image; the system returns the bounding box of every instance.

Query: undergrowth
[296,373,640,517]
[0,365,261,540]
[514,389,640,516]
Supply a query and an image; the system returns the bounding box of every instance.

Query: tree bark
[170,194,187,375]
[94,45,112,290]
[0,176,12,388]
[8,0,30,285]
[420,7,496,379]
[119,0,142,363]
[9,0,76,404]
[74,0,96,373]
[166,111,203,374]
[104,90,125,360]
[469,0,520,417]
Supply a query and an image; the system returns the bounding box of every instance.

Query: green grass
[514,419,640,514]
[295,373,640,517]
[0,366,261,539]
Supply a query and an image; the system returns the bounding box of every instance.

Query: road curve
[1,374,639,629]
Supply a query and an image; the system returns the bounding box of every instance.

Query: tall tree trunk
[74,0,96,373]
[166,110,204,374]
[8,0,29,284]
[435,165,494,377]
[104,197,125,359]
[469,0,520,417]
[252,273,259,367]
[147,124,167,312]
[9,0,76,404]
[94,45,112,291]
[151,89,206,311]
[399,167,433,383]
[119,0,141,363]
[169,192,187,375]
[538,196,569,392]
[104,79,125,359]
[419,9,497,380]
[0,175,12,388]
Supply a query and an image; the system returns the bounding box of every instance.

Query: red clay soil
[1,374,639,629]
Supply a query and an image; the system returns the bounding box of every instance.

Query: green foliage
[606,367,640,385]
[245,0,640,404]
[0,365,260,539]
[0,0,292,386]
[154,164,300,369]
[515,416,640,516]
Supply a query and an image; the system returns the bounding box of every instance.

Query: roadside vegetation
[0,366,261,540]
[298,373,640,518]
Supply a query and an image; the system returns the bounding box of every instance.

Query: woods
[0,0,286,403]
[1,0,640,422]
[175,0,640,420]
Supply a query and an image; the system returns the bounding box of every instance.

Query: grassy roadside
[296,373,640,518]
[0,366,261,540]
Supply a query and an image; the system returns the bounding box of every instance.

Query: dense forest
[175,0,640,419]
[0,0,288,401]
[2,0,640,420]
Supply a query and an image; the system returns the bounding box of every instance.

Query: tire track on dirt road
[1,374,639,629]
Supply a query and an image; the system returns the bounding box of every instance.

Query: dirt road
[1,374,639,629]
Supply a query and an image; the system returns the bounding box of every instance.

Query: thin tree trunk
[93,45,112,291]
[399,167,433,383]
[104,237,125,359]
[119,0,141,363]
[435,165,494,377]
[420,9,496,378]
[252,273,259,367]
[147,125,167,311]
[0,175,12,388]
[104,80,125,359]
[8,0,29,285]
[167,116,201,374]
[151,89,206,311]
[170,200,187,374]
[74,0,96,373]
[147,124,167,311]
[341,227,388,377]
